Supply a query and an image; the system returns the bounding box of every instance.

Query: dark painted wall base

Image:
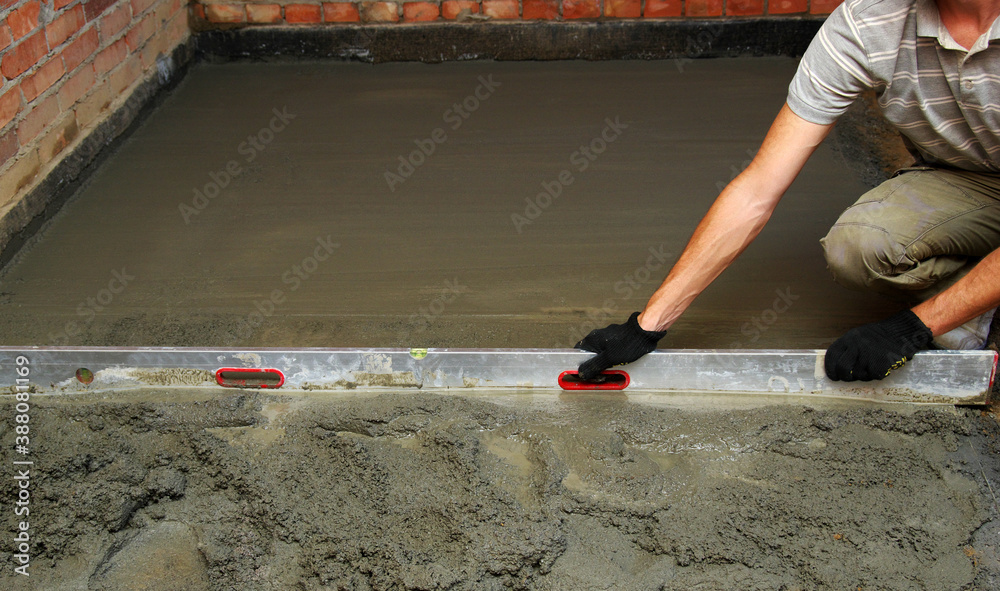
[195,19,824,63]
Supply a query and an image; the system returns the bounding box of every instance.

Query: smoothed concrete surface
[0,58,896,348]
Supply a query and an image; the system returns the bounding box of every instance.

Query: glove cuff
[885,310,934,349]
[627,312,667,343]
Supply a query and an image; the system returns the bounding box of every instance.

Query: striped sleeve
[787,2,875,125]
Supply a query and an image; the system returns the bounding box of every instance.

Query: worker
[577,0,1000,382]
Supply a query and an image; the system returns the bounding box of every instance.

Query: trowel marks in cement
[0,58,897,349]
[3,390,999,590]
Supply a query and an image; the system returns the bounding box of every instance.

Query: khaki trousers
[821,167,1000,304]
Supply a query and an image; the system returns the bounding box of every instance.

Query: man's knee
[821,223,905,292]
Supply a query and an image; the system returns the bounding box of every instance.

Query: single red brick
[84,0,118,21]
[205,3,246,22]
[138,25,168,69]
[57,63,95,109]
[562,0,599,18]
[769,0,806,12]
[247,3,282,22]
[163,9,187,46]
[8,1,41,39]
[685,0,722,15]
[154,0,179,23]
[73,79,111,129]
[644,0,680,16]
[360,1,399,21]
[60,27,99,72]
[441,0,477,18]
[194,3,206,19]
[286,3,323,22]
[131,0,158,15]
[1,32,49,80]
[109,54,140,96]
[0,131,19,167]
[93,37,126,75]
[0,84,22,128]
[810,0,842,13]
[604,0,639,17]
[0,24,12,51]
[54,0,76,9]
[522,0,557,18]
[125,13,156,50]
[21,58,65,101]
[46,4,86,48]
[37,111,78,162]
[17,94,58,144]
[323,2,360,21]
[403,1,438,20]
[482,0,517,18]
[99,4,132,43]
[727,0,762,14]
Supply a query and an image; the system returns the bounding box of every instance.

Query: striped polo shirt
[787,0,1000,172]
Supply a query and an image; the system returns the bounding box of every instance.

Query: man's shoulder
[838,0,916,22]
[825,0,917,48]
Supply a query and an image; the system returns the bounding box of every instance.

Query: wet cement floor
[0,58,898,349]
[2,388,1000,590]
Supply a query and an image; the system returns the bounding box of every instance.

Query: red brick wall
[0,0,189,209]
[195,0,841,23]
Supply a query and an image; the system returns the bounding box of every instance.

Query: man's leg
[821,168,1000,348]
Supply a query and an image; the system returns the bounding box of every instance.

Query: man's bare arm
[637,104,834,331]
[574,104,833,380]
[913,247,1000,337]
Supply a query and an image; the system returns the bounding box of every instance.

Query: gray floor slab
[0,58,897,348]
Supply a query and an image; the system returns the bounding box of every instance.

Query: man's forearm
[638,176,781,331]
[912,247,1000,336]
[637,104,833,332]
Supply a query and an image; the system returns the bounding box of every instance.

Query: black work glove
[825,310,933,382]
[575,312,667,380]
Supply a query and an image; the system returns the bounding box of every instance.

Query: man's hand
[825,310,933,381]
[575,312,667,380]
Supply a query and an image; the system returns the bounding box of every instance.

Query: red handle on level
[988,350,998,394]
[557,370,630,390]
[215,368,285,389]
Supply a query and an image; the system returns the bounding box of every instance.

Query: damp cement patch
[2,389,999,589]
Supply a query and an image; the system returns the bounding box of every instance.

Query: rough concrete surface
[2,390,1000,590]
